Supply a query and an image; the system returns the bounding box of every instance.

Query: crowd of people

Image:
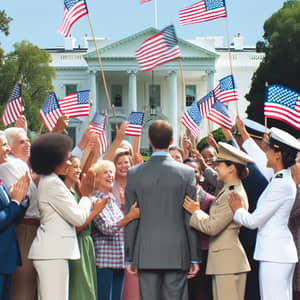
[0,114,299,300]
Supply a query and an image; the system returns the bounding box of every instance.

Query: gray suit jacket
[125,155,201,270]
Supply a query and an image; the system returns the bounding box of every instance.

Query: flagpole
[111,105,118,129]
[155,0,158,28]
[85,2,111,109]
[264,81,269,132]
[225,18,238,116]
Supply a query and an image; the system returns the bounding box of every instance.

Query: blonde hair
[91,159,116,175]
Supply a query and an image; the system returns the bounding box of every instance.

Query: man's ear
[148,136,152,146]
[169,137,174,147]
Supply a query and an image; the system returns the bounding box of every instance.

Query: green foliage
[0,10,12,36]
[0,41,55,132]
[246,0,300,137]
[197,128,227,152]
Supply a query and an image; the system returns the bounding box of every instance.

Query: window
[186,85,196,107]
[65,84,77,96]
[67,127,76,145]
[149,85,160,109]
[111,85,122,107]
[110,122,123,142]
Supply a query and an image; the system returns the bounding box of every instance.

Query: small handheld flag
[214,75,238,103]
[90,113,108,155]
[58,89,90,118]
[264,84,300,131]
[198,90,215,118]
[39,92,63,132]
[207,98,232,130]
[125,112,144,136]
[2,83,24,127]
[136,25,181,72]
[181,101,202,139]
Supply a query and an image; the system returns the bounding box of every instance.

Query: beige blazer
[28,173,92,260]
[190,179,250,275]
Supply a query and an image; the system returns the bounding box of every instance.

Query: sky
[1,0,287,52]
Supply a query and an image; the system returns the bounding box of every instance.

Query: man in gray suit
[125,120,201,300]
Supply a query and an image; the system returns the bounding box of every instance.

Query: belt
[20,218,40,226]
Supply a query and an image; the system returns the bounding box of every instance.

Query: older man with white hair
[1,127,39,300]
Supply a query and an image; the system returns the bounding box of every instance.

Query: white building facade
[47,28,264,150]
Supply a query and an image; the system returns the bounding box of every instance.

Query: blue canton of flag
[198,90,215,117]
[264,84,300,130]
[39,92,63,132]
[205,0,226,11]
[161,25,178,49]
[2,82,24,127]
[125,112,144,136]
[214,75,238,103]
[181,101,202,139]
[207,98,232,129]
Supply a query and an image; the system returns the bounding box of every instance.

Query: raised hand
[80,169,96,197]
[206,133,217,150]
[52,114,69,133]
[15,115,27,133]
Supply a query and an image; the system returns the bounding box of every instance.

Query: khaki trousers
[10,223,38,300]
[212,273,247,300]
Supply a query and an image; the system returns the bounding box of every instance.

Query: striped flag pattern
[214,75,238,103]
[198,90,215,118]
[179,0,227,26]
[264,84,300,130]
[140,0,152,3]
[58,89,90,118]
[2,83,24,126]
[136,25,181,72]
[90,113,108,155]
[57,0,88,37]
[39,92,63,132]
[207,98,233,129]
[125,112,144,136]
[181,101,202,139]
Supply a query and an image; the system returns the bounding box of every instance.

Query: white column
[89,70,97,117]
[127,70,137,113]
[206,70,215,92]
[168,70,178,144]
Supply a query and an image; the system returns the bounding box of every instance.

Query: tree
[0,10,12,62]
[246,0,300,137]
[0,41,55,132]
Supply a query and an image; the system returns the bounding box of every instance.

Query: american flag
[125,112,144,136]
[264,84,300,130]
[58,89,90,118]
[2,83,24,126]
[214,75,238,103]
[198,90,215,118]
[136,25,181,72]
[140,0,152,3]
[90,113,108,155]
[39,92,63,132]
[181,101,202,139]
[179,0,227,26]
[57,0,88,37]
[207,98,233,129]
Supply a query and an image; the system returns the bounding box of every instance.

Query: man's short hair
[149,120,173,149]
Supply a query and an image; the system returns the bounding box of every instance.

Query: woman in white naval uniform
[229,127,300,300]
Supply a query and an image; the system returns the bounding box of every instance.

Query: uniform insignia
[275,173,283,179]
[213,200,220,206]
[229,185,235,191]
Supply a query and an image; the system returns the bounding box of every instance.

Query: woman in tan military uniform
[184,142,253,300]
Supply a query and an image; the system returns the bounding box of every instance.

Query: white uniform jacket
[234,168,298,263]
[28,173,92,260]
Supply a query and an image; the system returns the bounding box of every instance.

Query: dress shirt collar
[151,151,170,157]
